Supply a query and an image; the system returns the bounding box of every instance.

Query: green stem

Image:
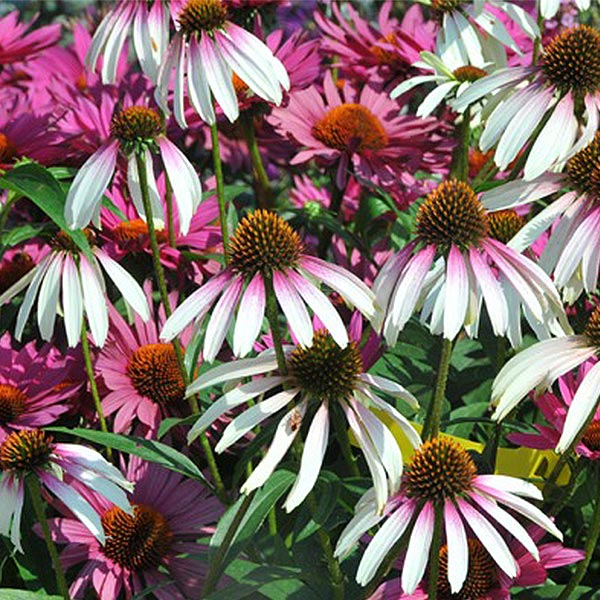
[317,182,345,259]
[164,174,176,248]
[202,492,254,596]
[548,459,585,518]
[27,477,70,600]
[264,273,288,376]
[241,113,272,209]
[449,107,470,182]
[332,406,360,477]
[210,122,230,260]
[81,324,112,461]
[426,504,444,600]
[557,467,600,600]
[0,191,18,244]
[135,151,228,504]
[422,338,453,441]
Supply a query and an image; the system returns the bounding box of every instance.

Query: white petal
[79,257,108,347]
[127,149,164,222]
[62,254,84,347]
[14,256,53,340]
[233,272,266,357]
[401,502,435,593]
[444,501,468,593]
[444,245,469,340]
[36,251,62,341]
[273,271,313,348]
[188,36,216,125]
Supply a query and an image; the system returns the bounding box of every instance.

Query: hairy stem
[241,113,272,209]
[210,121,230,260]
[426,504,444,600]
[422,338,453,440]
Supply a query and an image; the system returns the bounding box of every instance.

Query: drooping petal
[444,501,468,594]
[401,502,435,594]
[273,270,313,348]
[233,272,266,357]
[62,254,84,347]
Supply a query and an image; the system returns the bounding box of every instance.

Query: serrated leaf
[0,164,93,260]
[46,427,210,488]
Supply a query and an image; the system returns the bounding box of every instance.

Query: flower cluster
[1,1,599,599]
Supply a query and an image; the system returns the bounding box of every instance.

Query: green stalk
[557,467,600,600]
[426,504,444,600]
[135,151,228,504]
[27,477,71,600]
[210,121,230,260]
[241,113,273,209]
[202,492,255,596]
[332,405,361,477]
[164,173,176,248]
[449,107,470,181]
[422,338,453,441]
[317,182,345,259]
[263,273,288,376]
[81,324,112,461]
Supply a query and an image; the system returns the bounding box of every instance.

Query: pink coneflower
[315,2,435,86]
[155,0,289,126]
[0,231,149,348]
[86,0,169,83]
[0,333,80,441]
[508,361,600,460]
[65,104,202,235]
[482,132,600,303]
[188,329,421,512]
[0,11,60,65]
[369,527,583,599]
[97,293,192,434]
[161,210,379,361]
[0,242,47,295]
[45,456,222,599]
[335,437,563,595]
[0,428,133,552]
[269,72,452,191]
[492,306,600,453]
[374,180,567,347]
[454,24,600,179]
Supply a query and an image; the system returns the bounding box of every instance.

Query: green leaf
[46,427,210,488]
[157,414,198,440]
[0,163,93,260]
[210,470,295,571]
[0,592,62,600]
[2,224,45,247]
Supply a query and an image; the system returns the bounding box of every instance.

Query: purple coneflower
[161,209,379,362]
[155,0,289,126]
[45,456,222,600]
[0,231,149,348]
[65,105,202,235]
[492,306,600,453]
[335,437,562,595]
[187,330,420,512]
[374,180,567,347]
[0,428,133,552]
[454,24,600,179]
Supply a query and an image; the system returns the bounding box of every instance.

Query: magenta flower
[508,361,600,460]
[0,333,79,441]
[0,11,60,65]
[269,72,452,192]
[482,132,600,303]
[161,210,379,362]
[374,180,568,347]
[155,0,289,126]
[188,329,420,512]
[454,25,600,179]
[65,103,202,235]
[0,242,47,295]
[86,0,169,83]
[369,526,583,599]
[45,456,222,600]
[97,291,193,434]
[0,428,133,552]
[336,437,563,595]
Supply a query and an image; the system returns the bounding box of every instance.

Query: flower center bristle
[370,33,404,68]
[542,26,600,96]
[179,0,228,35]
[110,107,164,154]
[0,385,27,424]
[0,252,34,294]
[452,66,487,83]
[232,73,250,97]
[583,421,600,451]
[101,503,174,571]
[437,539,497,599]
[0,429,54,472]
[404,437,476,502]
[287,331,363,403]
[51,229,96,253]
[431,0,461,13]
[567,132,600,198]
[126,344,186,405]
[312,104,388,153]
[113,219,168,244]
[487,209,525,244]
[229,209,303,277]
[416,180,489,252]
[0,133,17,163]
[584,307,600,347]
